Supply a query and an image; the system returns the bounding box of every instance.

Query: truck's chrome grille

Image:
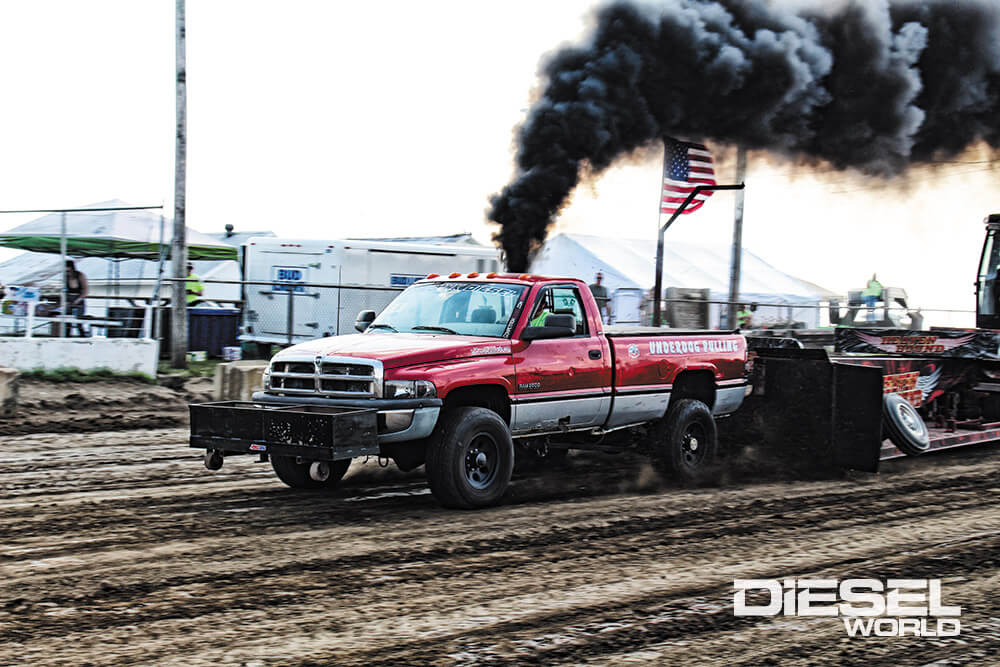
[274,361,313,375]
[321,362,372,377]
[268,356,383,398]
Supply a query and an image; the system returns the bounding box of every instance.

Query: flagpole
[652,138,669,327]
[653,181,747,328]
[653,138,745,327]
[727,146,748,330]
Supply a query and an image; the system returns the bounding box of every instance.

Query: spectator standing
[588,272,610,324]
[862,273,883,322]
[737,304,752,330]
[185,263,204,305]
[64,260,88,336]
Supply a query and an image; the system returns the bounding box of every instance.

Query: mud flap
[831,361,883,472]
[720,350,882,474]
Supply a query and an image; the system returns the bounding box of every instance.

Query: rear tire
[883,393,930,456]
[650,398,719,484]
[425,407,514,509]
[270,455,351,489]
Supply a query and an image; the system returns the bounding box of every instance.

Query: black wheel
[650,398,719,483]
[883,393,930,456]
[204,450,223,471]
[270,455,351,489]
[425,407,514,509]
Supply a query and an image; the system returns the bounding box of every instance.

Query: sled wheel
[270,455,351,489]
[883,393,930,456]
[425,407,514,509]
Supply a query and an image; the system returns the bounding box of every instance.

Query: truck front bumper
[189,395,441,462]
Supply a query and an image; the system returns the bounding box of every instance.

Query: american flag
[661,138,716,215]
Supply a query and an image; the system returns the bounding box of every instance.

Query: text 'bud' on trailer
[239,238,502,345]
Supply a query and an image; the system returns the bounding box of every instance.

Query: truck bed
[604,326,739,337]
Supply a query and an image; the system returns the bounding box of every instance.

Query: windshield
[369,281,527,338]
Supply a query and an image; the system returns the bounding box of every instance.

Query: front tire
[270,455,351,489]
[425,407,514,509]
[650,398,719,484]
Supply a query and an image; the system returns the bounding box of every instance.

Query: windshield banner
[836,328,1000,360]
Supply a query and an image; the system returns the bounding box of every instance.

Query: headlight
[383,379,436,399]
[262,364,271,390]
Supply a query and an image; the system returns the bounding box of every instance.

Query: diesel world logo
[734,579,961,637]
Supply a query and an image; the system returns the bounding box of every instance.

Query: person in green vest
[529,301,551,327]
[737,304,752,330]
[185,262,204,305]
[528,289,554,327]
[862,273,883,322]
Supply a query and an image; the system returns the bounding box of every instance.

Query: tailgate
[189,401,378,461]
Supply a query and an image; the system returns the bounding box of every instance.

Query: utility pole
[727,147,748,330]
[171,0,188,368]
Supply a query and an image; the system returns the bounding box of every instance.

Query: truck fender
[440,383,512,425]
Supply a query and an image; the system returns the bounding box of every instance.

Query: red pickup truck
[191,274,748,508]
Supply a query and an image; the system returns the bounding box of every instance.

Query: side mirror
[355,310,376,332]
[521,313,576,341]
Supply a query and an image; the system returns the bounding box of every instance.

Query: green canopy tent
[0,204,236,260]
[0,201,237,336]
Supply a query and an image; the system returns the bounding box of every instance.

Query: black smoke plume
[489,0,1000,271]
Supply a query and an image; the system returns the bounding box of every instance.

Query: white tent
[529,233,837,328]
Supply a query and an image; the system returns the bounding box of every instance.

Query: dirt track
[3,424,1000,666]
[2,378,212,436]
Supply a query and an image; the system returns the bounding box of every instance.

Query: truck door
[512,284,612,432]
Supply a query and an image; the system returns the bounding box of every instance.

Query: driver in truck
[529,290,554,327]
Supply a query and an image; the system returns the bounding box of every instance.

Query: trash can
[188,308,240,358]
[107,307,147,338]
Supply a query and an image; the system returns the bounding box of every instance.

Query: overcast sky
[0,0,995,326]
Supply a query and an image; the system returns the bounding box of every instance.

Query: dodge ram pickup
[191,273,748,508]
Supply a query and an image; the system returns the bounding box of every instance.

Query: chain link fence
[240,281,405,346]
[10,276,965,357]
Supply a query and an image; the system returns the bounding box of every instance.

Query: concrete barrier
[0,339,159,377]
[213,360,269,401]
[0,367,19,417]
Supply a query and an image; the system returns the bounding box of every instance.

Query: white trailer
[240,238,501,345]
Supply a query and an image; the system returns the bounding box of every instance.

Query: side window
[551,287,588,336]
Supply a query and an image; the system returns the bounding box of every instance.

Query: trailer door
[253,245,326,343]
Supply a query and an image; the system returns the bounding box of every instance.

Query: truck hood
[273,333,512,369]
